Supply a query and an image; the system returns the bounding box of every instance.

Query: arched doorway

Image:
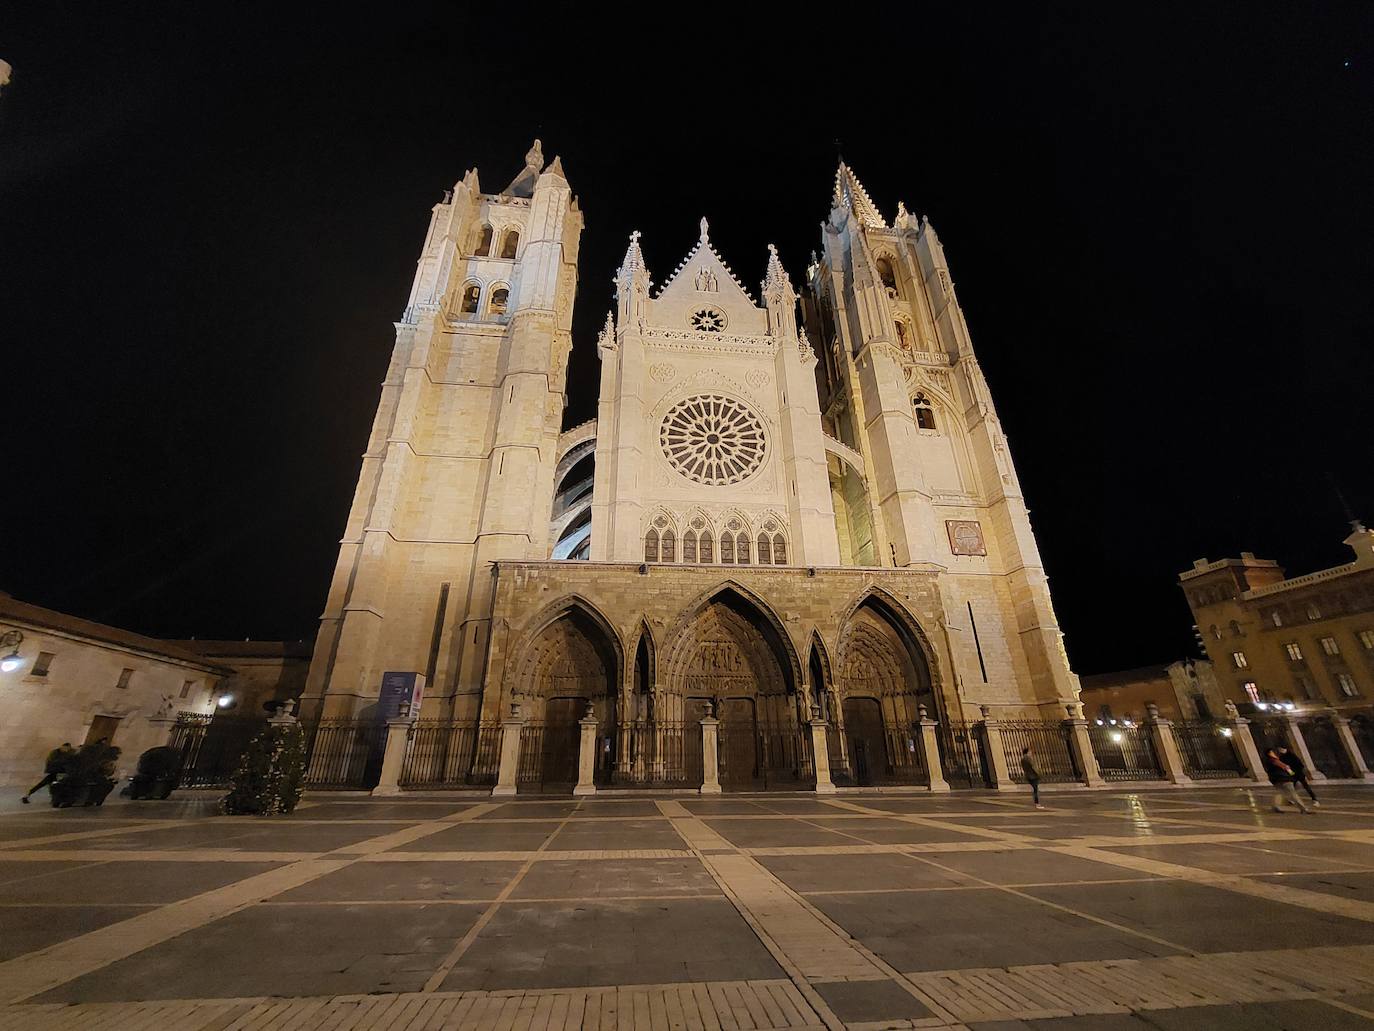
[516,602,620,790]
[667,587,806,789]
[837,594,935,785]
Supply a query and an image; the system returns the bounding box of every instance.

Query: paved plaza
[5,787,1374,1028]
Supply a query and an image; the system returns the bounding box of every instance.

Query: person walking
[1263,746,1311,814]
[1278,746,1320,807]
[21,742,75,804]
[1020,747,1045,809]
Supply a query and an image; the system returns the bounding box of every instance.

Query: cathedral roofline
[655,217,756,302]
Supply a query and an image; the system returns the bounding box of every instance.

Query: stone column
[1280,711,1325,782]
[492,703,525,797]
[1062,703,1104,787]
[699,704,721,795]
[574,702,599,796]
[916,705,949,793]
[1145,703,1192,786]
[371,711,415,796]
[1222,711,1265,782]
[809,706,836,795]
[1329,710,1374,781]
[979,705,1015,791]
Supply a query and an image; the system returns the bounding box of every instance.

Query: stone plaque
[946,520,986,556]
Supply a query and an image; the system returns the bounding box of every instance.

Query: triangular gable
[655,218,756,306]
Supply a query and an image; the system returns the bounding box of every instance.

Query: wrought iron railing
[939,720,989,789]
[303,720,387,790]
[170,712,265,788]
[998,720,1080,784]
[1174,720,1245,779]
[758,719,813,787]
[399,720,501,787]
[615,720,699,786]
[1086,723,1163,781]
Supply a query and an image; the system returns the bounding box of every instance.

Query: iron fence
[303,720,387,790]
[939,720,990,789]
[399,721,501,787]
[1248,715,1289,755]
[1087,722,1163,781]
[1299,715,1353,779]
[614,720,699,786]
[875,723,926,785]
[169,712,265,788]
[1174,720,1245,779]
[998,720,1080,784]
[758,719,813,788]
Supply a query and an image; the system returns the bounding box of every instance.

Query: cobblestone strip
[905,944,1374,1022]
[0,979,828,1030]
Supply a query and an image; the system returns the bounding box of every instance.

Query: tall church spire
[832,162,887,228]
[615,230,650,325]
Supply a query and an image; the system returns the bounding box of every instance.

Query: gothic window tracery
[500,229,520,259]
[689,308,726,332]
[773,534,787,564]
[644,528,659,563]
[912,392,936,431]
[736,533,750,564]
[720,534,734,564]
[460,283,481,314]
[659,395,767,485]
[474,225,493,257]
[876,257,899,296]
[700,532,714,563]
[662,529,676,563]
[683,531,697,562]
[758,534,771,565]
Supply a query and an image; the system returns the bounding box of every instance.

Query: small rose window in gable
[689,308,726,333]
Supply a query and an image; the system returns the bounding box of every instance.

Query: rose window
[689,308,725,332]
[659,395,767,485]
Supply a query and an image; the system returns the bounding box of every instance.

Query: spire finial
[699,217,709,243]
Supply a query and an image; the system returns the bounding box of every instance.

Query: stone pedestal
[916,709,949,793]
[979,706,1015,791]
[1224,716,1265,781]
[574,704,599,796]
[809,713,836,794]
[371,716,415,796]
[1063,704,1104,787]
[699,711,721,794]
[1146,703,1192,786]
[1329,711,1374,781]
[493,704,525,797]
[1280,712,1325,782]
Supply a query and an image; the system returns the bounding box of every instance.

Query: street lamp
[217,693,234,708]
[0,630,23,673]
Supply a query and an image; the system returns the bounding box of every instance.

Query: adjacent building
[1078,659,1226,723]
[170,639,313,715]
[1180,524,1374,711]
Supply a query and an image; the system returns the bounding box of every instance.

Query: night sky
[2,3,1370,674]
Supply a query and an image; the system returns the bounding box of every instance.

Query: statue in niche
[694,266,717,292]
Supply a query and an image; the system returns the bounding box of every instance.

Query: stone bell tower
[808,162,1078,711]
[301,141,583,720]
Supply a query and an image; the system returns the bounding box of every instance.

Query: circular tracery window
[689,308,726,332]
[660,395,767,485]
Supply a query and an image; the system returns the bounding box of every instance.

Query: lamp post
[0,630,23,673]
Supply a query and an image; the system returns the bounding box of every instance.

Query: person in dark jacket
[1277,746,1320,806]
[1263,747,1311,814]
[21,743,74,804]
[1020,747,1046,809]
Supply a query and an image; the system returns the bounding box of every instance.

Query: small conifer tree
[221,721,307,815]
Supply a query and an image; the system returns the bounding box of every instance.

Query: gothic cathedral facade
[301,142,1079,788]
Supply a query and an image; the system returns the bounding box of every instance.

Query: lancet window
[460,284,481,314]
[488,287,509,316]
[500,230,520,259]
[474,225,493,256]
[912,392,936,431]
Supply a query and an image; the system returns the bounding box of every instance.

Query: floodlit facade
[302,142,1081,786]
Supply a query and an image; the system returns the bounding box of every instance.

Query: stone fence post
[808,705,836,795]
[979,705,1015,791]
[574,703,599,796]
[916,705,949,793]
[372,708,416,797]
[1328,710,1374,781]
[1280,711,1325,782]
[1222,705,1265,782]
[1145,702,1192,786]
[492,703,525,797]
[699,703,721,795]
[1063,703,1104,787]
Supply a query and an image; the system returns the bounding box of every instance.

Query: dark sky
[2,3,1370,674]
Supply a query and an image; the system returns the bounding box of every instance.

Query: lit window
[488,287,509,316]
[1360,629,1374,650]
[500,230,520,259]
[644,529,659,563]
[1337,672,1360,698]
[1271,610,1284,627]
[1232,651,1248,669]
[912,392,936,431]
[1321,636,1340,656]
[31,652,54,677]
[1307,603,1322,620]
[460,284,481,314]
[1244,682,1260,703]
[473,225,493,256]
[1285,643,1303,662]
[116,668,134,689]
